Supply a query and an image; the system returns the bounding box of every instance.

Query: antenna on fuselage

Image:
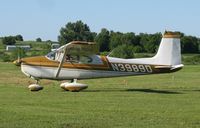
[107,49,115,57]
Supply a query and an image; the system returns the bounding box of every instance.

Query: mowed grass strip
[0,63,200,128]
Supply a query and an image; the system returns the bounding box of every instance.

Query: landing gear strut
[60,79,88,92]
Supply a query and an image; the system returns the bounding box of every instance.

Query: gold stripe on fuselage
[21,56,111,71]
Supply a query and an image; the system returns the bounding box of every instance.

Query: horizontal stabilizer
[154,64,184,71]
[171,64,184,70]
[154,65,172,69]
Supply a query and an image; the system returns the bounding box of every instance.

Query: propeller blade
[18,51,20,62]
[14,48,22,66]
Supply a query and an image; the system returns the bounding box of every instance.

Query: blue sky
[0,0,200,41]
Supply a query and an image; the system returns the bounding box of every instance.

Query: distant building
[6,45,31,51]
[51,43,60,51]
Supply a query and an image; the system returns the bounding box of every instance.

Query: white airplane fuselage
[20,54,183,81]
[21,56,169,80]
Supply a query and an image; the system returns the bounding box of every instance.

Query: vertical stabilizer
[153,31,182,66]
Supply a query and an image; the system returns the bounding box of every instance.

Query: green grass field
[0,63,200,128]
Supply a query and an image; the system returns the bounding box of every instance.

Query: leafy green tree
[122,32,135,45]
[95,28,110,52]
[36,38,42,42]
[108,31,144,53]
[46,40,52,43]
[15,35,23,41]
[110,44,135,59]
[122,33,142,50]
[133,45,144,53]
[122,32,141,46]
[58,20,96,45]
[2,36,16,45]
[198,39,200,53]
[133,35,141,46]
[139,33,161,53]
[181,36,199,53]
[109,32,124,50]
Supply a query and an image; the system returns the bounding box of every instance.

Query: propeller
[13,48,22,66]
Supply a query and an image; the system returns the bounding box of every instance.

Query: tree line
[58,21,200,58]
[1,36,47,46]
[1,35,23,45]
[1,20,199,58]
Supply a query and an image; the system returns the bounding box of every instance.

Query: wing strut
[55,48,67,78]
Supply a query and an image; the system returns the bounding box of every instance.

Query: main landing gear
[27,79,88,92]
[60,79,88,92]
[28,79,43,91]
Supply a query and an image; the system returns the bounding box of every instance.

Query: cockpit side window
[46,50,64,62]
[65,54,103,64]
[65,54,92,64]
[46,51,103,65]
[65,54,79,63]
[46,51,56,60]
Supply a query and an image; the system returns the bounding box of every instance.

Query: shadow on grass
[182,89,200,92]
[126,89,182,94]
[84,88,182,94]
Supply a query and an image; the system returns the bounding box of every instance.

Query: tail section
[153,31,182,67]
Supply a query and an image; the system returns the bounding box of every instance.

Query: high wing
[55,41,99,78]
[64,41,99,56]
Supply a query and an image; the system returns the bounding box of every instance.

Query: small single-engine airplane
[14,31,183,91]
